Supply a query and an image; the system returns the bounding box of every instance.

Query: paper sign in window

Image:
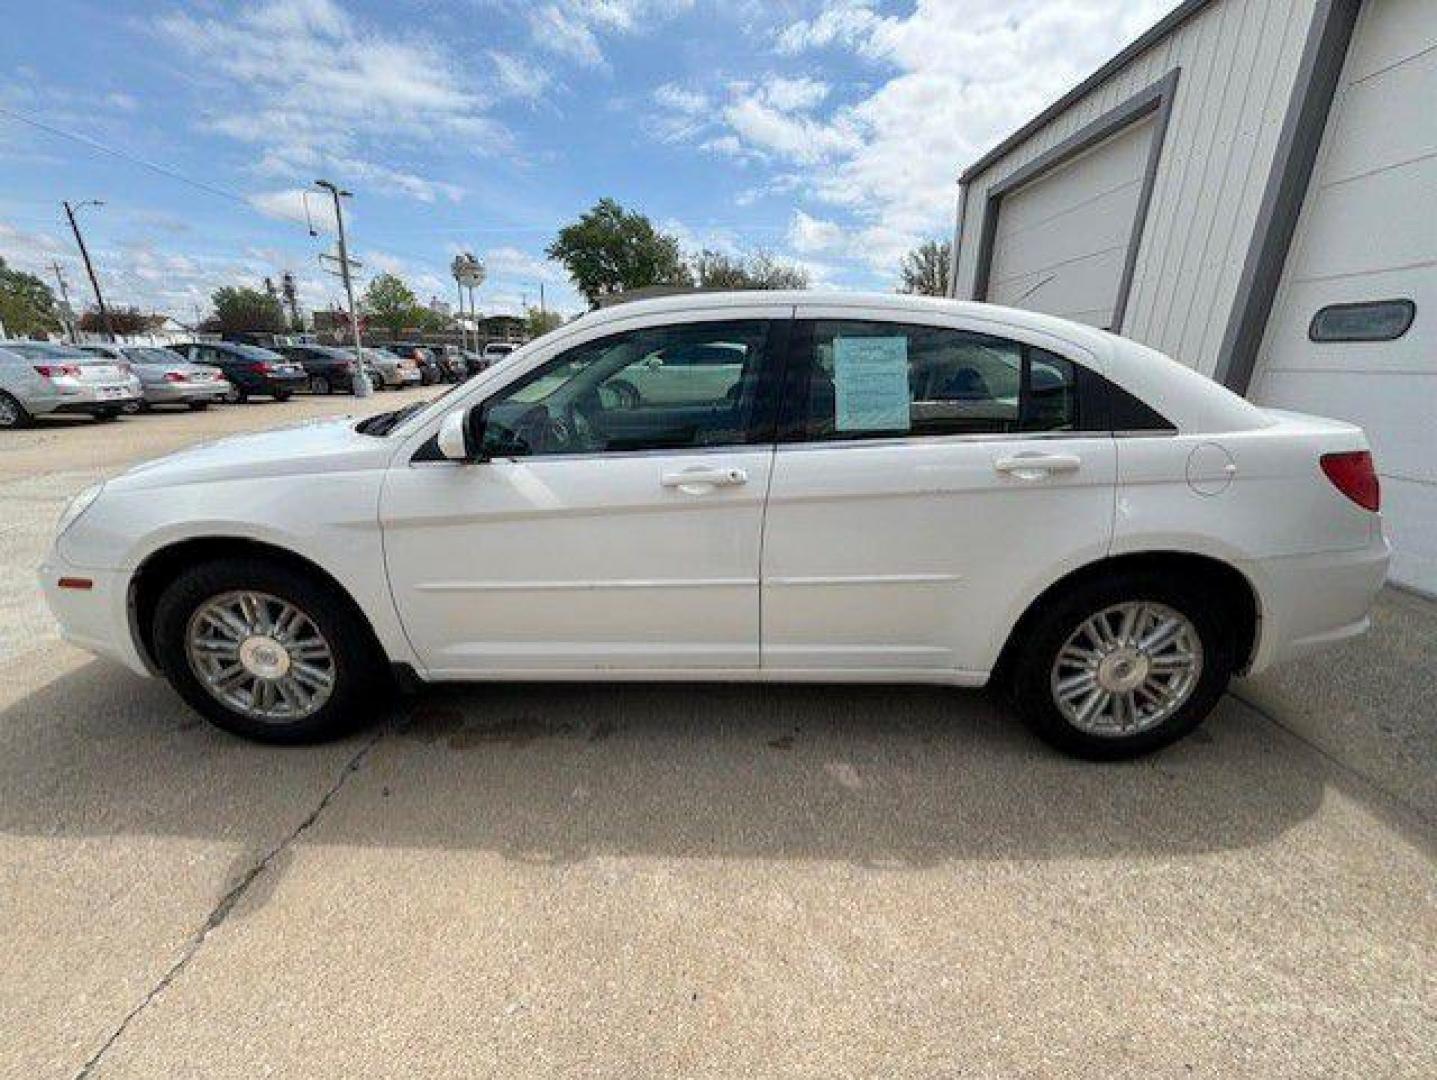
[833,336,910,432]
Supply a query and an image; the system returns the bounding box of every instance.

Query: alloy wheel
[1049,601,1203,736]
[185,590,337,724]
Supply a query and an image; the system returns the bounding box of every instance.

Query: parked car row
[0,338,495,428]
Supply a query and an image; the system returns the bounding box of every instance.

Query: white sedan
[40,293,1389,758]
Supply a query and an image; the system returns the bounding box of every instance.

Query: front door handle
[661,466,749,492]
[994,452,1082,480]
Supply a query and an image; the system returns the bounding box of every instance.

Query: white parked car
[40,293,1389,757]
[1,341,142,427]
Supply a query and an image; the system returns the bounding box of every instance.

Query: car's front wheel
[224,384,247,404]
[153,558,384,743]
[1010,573,1232,759]
[310,375,331,395]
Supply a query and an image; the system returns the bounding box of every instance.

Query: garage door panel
[1320,46,1437,185]
[989,184,1139,282]
[1254,371,1437,485]
[1259,267,1435,376]
[1288,157,1437,281]
[995,118,1155,234]
[989,247,1128,324]
[1345,0,1437,82]
[1382,476,1437,595]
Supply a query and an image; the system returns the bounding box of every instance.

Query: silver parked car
[358,347,422,389]
[0,341,141,428]
[77,344,230,412]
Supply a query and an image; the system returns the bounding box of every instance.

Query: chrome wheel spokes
[1050,601,1203,737]
[185,590,335,723]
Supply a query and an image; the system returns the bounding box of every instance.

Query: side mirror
[437,407,486,462]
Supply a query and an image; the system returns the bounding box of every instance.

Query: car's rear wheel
[310,375,331,395]
[224,385,247,404]
[188,400,210,411]
[1010,573,1232,759]
[92,408,121,422]
[273,389,293,402]
[0,391,30,429]
[153,558,385,743]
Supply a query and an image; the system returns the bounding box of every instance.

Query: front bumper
[38,554,153,677]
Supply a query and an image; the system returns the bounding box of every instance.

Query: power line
[0,103,315,231]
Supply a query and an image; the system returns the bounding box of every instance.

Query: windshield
[125,347,185,365]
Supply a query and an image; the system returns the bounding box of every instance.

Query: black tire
[273,389,293,402]
[0,391,30,429]
[122,399,144,415]
[188,400,210,411]
[153,557,386,744]
[224,385,248,405]
[92,408,121,422]
[1009,571,1233,760]
[310,376,331,395]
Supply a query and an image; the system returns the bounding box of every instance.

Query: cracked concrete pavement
[1,393,1433,1078]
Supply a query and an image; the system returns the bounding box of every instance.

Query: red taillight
[248,362,274,374]
[1320,450,1380,512]
[34,364,81,378]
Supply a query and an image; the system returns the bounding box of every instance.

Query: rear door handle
[994,452,1082,479]
[661,466,749,492]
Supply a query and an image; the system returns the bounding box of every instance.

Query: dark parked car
[169,341,307,403]
[273,344,359,395]
[385,343,442,386]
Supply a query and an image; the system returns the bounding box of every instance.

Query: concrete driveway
[2,393,1432,1078]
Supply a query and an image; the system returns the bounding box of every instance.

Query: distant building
[950,0,1434,594]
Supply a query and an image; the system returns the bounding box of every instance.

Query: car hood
[106,415,396,490]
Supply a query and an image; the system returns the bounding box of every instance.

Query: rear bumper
[26,381,140,414]
[143,381,230,404]
[1246,533,1391,673]
[38,555,153,677]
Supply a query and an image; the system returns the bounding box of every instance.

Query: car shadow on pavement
[0,657,1382,868]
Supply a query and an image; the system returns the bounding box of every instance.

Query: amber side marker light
[57,577,94,590]
[1320,450,1381,512]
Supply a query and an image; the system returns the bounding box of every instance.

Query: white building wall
[955,0,1320,378]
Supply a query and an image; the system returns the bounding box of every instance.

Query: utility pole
[62,200,114,341]
[50,261,77,342]
[314,180,371,397]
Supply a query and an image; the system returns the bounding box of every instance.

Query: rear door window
[783,320,1079,441]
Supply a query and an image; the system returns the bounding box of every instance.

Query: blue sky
[1,0,1171,321]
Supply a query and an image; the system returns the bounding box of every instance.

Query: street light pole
[314,180,371,397]
[62,200,114,341]
[50,261,77,343]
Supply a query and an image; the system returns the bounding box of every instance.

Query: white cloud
[153,0,525,203]
[787,210,844,254]
[247,189,340,232]
[692,0,1175,283]
[526,0,694,68]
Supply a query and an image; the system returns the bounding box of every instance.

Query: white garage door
[1250,0,1436,595]
[986,114,1157,329]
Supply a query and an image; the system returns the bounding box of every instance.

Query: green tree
[546,198,692,307]
[209,286,286,335]
[0,257,60,337]
[693,249,810,290]
[362,273,421,333]
[525,306,563,339]
[898,239,952,297]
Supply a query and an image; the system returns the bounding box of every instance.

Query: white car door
[760,306,1118,679]
[381,313,787,677]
